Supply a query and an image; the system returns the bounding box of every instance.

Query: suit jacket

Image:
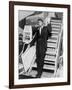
[30,24,52,57]
[19,18,52,57]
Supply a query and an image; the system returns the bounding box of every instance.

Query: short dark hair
[37,18,43,22]
[19,33,23,37]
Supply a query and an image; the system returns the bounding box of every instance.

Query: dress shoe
[36,74,41,78]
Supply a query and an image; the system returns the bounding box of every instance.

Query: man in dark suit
[19,17,52,78]
[28,18,52,78]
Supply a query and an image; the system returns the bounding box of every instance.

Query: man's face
[38,20,43,27]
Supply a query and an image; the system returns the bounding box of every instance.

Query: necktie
[39,27,41,35]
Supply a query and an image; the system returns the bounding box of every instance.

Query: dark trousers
[36,47,45,76]
[36,57,44,76]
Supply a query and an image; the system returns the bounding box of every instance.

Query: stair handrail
[54,22,63,75]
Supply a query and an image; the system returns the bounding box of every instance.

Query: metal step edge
[52,28,61,31]
[47,43,57,48]
[51,31,59,34]
[44,57,56,61]
[51,17,62,20]
[52,30,60,33]
[52,27,61,29]
[51,33,59,36]
[47,39,57,43]
[51,25,61,28]
[52,30,60,32]
[47,45,57,49]
[33,63,55,70]
[51,22,61,25]
[51,20,62,23]
[46,48,57,51]
[46,51,56,55]
[44,61,55,65]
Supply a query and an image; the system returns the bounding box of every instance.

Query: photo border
[9,1,70,89]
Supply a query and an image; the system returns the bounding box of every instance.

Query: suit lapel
[41,27,44,36]
[38,26,44,36]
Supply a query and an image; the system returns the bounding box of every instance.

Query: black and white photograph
[18,11,63,79]
[9,1,70,88]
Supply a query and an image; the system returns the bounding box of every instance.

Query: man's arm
[29,27,38,47]
[47,23,52,39]
[19,18,26,29]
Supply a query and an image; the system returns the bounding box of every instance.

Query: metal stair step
[51,22,61,25]
[33,63,55,70]
[47,38,57,43]
[23,70,37,77]
[46,50,56,55]
[47,43,57,48]
[51,33,59,36]
[48,37,58,40]
[51,25,61,28]
[47,48,56,52]
[43,64,55,70]
[44,60,55,65]
[51,17,62,20]
[44,55,56,61]
[47,48,56,53]
[51,33,59,37]
[52,28,60,31]
[47,47,56,50]
[51,20,62,23]
[51,30,59,34]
